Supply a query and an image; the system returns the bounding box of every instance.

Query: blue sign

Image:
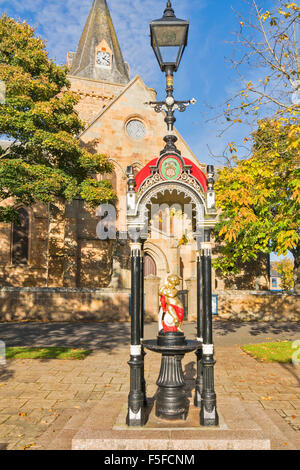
[212,295,218,315]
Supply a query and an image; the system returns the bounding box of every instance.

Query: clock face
[96,51,111,68]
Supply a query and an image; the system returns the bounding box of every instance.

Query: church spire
[69,0,130,84]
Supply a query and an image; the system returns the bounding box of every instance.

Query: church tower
[68,0,130,84]
[67,0,130,124]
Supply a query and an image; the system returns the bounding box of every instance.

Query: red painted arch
[135,157,207,192]
[135,158,157,191]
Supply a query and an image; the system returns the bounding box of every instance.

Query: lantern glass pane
[158,46,180,64]
[152,25,186,47]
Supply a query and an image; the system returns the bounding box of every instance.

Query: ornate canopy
[126,141,217,240]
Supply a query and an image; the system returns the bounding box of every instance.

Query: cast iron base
[144,333,198,421]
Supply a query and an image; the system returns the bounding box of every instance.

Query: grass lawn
[242,341,296,363]
[5,347,92,360]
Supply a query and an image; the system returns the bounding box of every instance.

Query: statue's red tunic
[160,295,184,332]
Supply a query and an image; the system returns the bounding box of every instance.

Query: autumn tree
[209,0,300,164]
[0,15,116,224]
[211,1,300,293]
[214,119,300,293]
[274,258,295,291]
[218,1,299,126]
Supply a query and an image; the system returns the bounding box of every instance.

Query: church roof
[69,0,130,84]
[78,74,207,171]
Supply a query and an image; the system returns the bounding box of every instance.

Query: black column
[200,230,219,426]
[194,250,203,407]
[126,242,146,426]
[140,246,147,406]
[140,248,145,341]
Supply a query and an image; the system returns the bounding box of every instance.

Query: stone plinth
[72,398,271,450]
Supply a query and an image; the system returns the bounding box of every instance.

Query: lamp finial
[164,1,175,17]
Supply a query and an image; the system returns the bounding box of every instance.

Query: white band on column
[130,345,142,356]
[130,242,142,252]
[197,337,203,343]
[201,242,212,250]
[203,344,214,355]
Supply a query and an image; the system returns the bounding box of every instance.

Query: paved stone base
[113,401,228,431]
[1,345,298,450]
[72,398,271,450]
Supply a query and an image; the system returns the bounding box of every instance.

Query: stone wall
[184,279,299,323]
[0,200,116,289]
[0,287,130,323]
[216,291,300,322]
[0,287,298,324]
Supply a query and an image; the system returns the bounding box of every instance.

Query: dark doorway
[144,254,157,277]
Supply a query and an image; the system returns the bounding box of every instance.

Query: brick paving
[0,342,299,450]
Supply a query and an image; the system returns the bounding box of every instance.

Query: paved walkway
[1,320,300,349]
[0,322,299,450]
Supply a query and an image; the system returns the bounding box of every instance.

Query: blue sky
[0,0,276,164]
[0,0,292,262]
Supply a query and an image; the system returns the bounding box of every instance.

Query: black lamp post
[147,1,196,136]
[141,1,199,423]
[144,1,219,427]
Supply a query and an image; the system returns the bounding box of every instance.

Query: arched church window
[144,254,157,277]
[12,207,29,265]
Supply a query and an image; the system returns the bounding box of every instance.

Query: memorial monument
[126,1,219,428]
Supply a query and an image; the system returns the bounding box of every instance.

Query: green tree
[274,259,295,291]
[214,118,300,293]
[0,15,116,224]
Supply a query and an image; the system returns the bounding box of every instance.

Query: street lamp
[147,1,196,135]
[150,1,189,74]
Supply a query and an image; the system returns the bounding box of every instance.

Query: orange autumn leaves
[214,118,300,275]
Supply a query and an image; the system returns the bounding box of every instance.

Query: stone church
[0,0,272,322]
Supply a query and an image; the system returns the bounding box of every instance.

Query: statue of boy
[159,274,184,333]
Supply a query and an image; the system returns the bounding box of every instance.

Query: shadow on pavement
[213,319,300,339]
[0,322,131,353]
[279,363,300,388]
[0,365,14,382]
[184,361,197,399]
[1,321,300,351]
